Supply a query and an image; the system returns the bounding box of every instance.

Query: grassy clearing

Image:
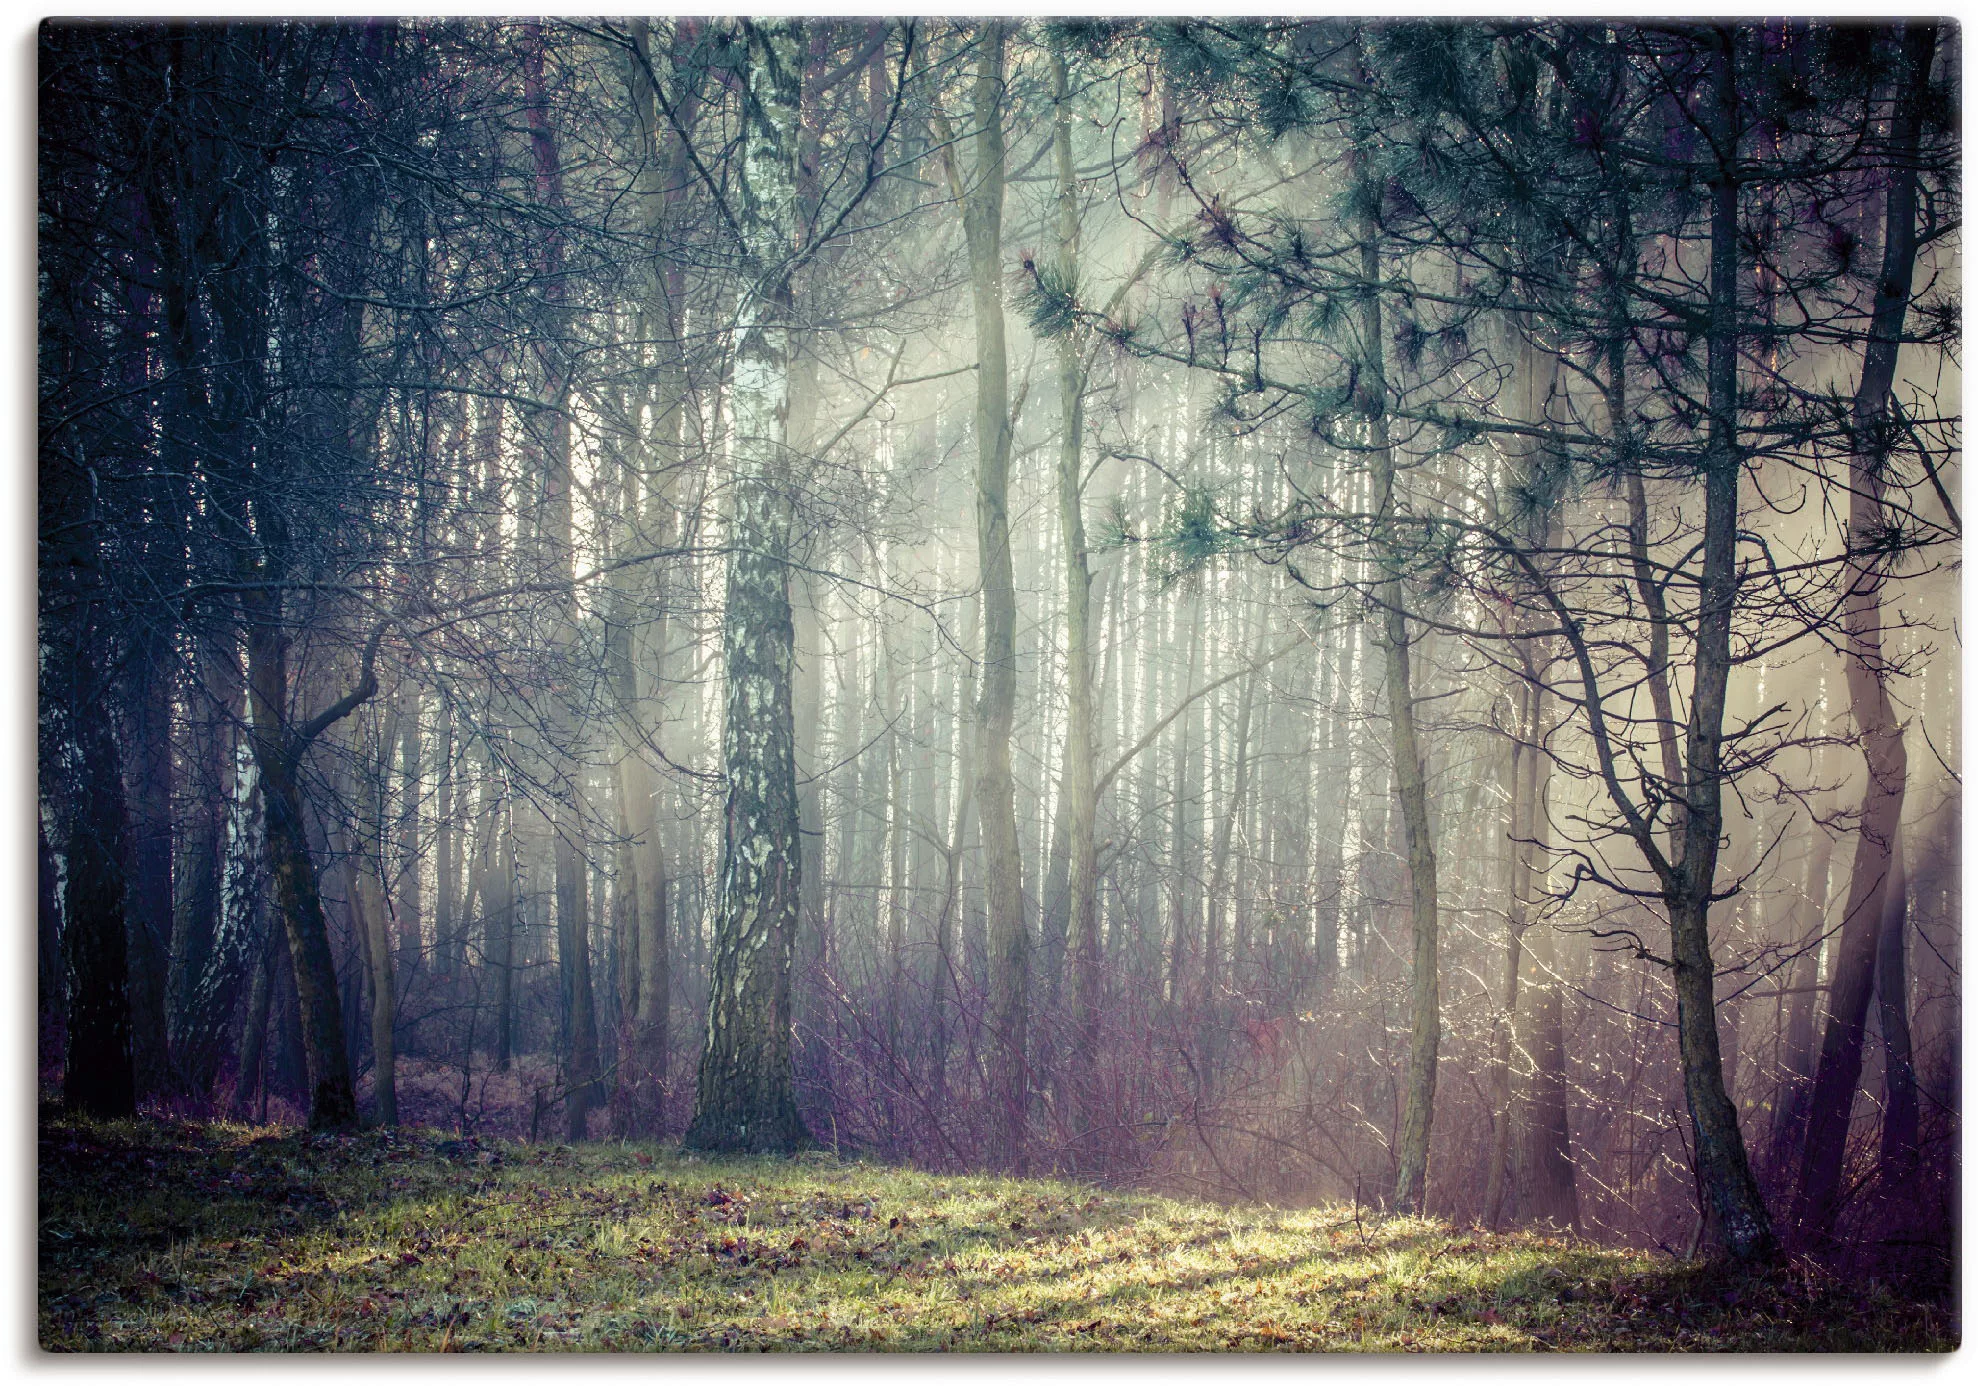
[39,1115,1952,1353]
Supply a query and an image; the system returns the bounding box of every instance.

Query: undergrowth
[38,1115,1954,1352]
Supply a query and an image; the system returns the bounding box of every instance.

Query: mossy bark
[248,667,360,1130]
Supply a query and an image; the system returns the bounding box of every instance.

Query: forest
[37,16,1961,1348]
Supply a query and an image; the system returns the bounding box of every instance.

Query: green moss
[38,1116,1953,1353]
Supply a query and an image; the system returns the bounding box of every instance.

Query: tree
[683,18,814,1154]
[1794,19,1942,1247]
[933,22,1031,1169]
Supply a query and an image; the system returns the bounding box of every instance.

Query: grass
[39,1114,1954,1352]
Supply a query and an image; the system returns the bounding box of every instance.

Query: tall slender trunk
[1516,881,1579,1228]
[394,687,423,977]
[1167,595,1204,1011]
[1355,165,1441,1217]
[1794,20,1935,1247]
[554,826,599,1139]
[433,698,457,977]
[124,630,176,1096]
[932,599,979,1110]
[1767,816,1833,1167]
[1312,612,1353,994]
[952,22,1027,1168]
[356,712,399,1125]
[171,640,247,1093]
[883,637,909,1070]
[1666,29,1773,1261]
[39,812,66,1060]
[1875,837,1918,1171]
[1484,682,1531,1227]
[1203,637,1259,1028]
[684,18,811,1155]
[792,577,829,1113]
[60,707,139,1119]
[1503,341,1577,1228]
[524,24,600,1143]
[492,803,517,1074]
[610,13,686,1142]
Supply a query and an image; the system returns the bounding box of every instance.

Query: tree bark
[605,14,686,1143]
[394,686,423,976]
[1794,19,1935,1247]
[123,628,177,1097]
[243,615,370,1131]
[1875,835,1918,1172]
[956,22,1029,1170]
[684,17,812,1155]
[170,640,246,1093]
[1516,903,1579,1229]
[523,23,601,1143]
[1484,683,1530,1227]
[1167,592,1205,1016]
[433,697,457,977]
[1354,162,1442,1217]
[39,812,66,1061]
[231,923,278,1120]
[1665,29,1773,1261]
[1203,634,1259,1033]
[60,707,140,1119]
[353,712,399,1126]
[1767,816,1833,1167]
[491,802,517,1074]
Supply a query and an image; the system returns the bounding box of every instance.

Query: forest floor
[39,1113,1954,1353]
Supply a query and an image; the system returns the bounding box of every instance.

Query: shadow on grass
[38,1115,1958,1354]
[38,1115,482,1348]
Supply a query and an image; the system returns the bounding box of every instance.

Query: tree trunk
[1794,19,1934,1248]
[60,708,139,1119]
[1167,593,1204,1013]
[492,806,517,1074]
[394,685,423,976]
[433,698,457,977]
[1503,342,1577,1229]
[555,824,599,1140]
[170,643,247,1093]
[956,22,1029,1170]
[1876,835,1918,1172]
[1355,173,1441,1217]
[931,604,978,1111]
[883,644,909,1073]
[355,713,398,1126]
[39,811,66,1062]
[243,613,365,1131]
[1767,814,1833,1168]
[607,13,685,1143]
[1311,614,1353,995]
[522,24,601,1144]
[1666,31,1774,1262]
[683,18,811,1155]
[1516,905,1580,1229]
[124,629,177,1097]
[1483,685,1529,1228]
[231,923,278,1120]
[1203,636,1258,1037]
